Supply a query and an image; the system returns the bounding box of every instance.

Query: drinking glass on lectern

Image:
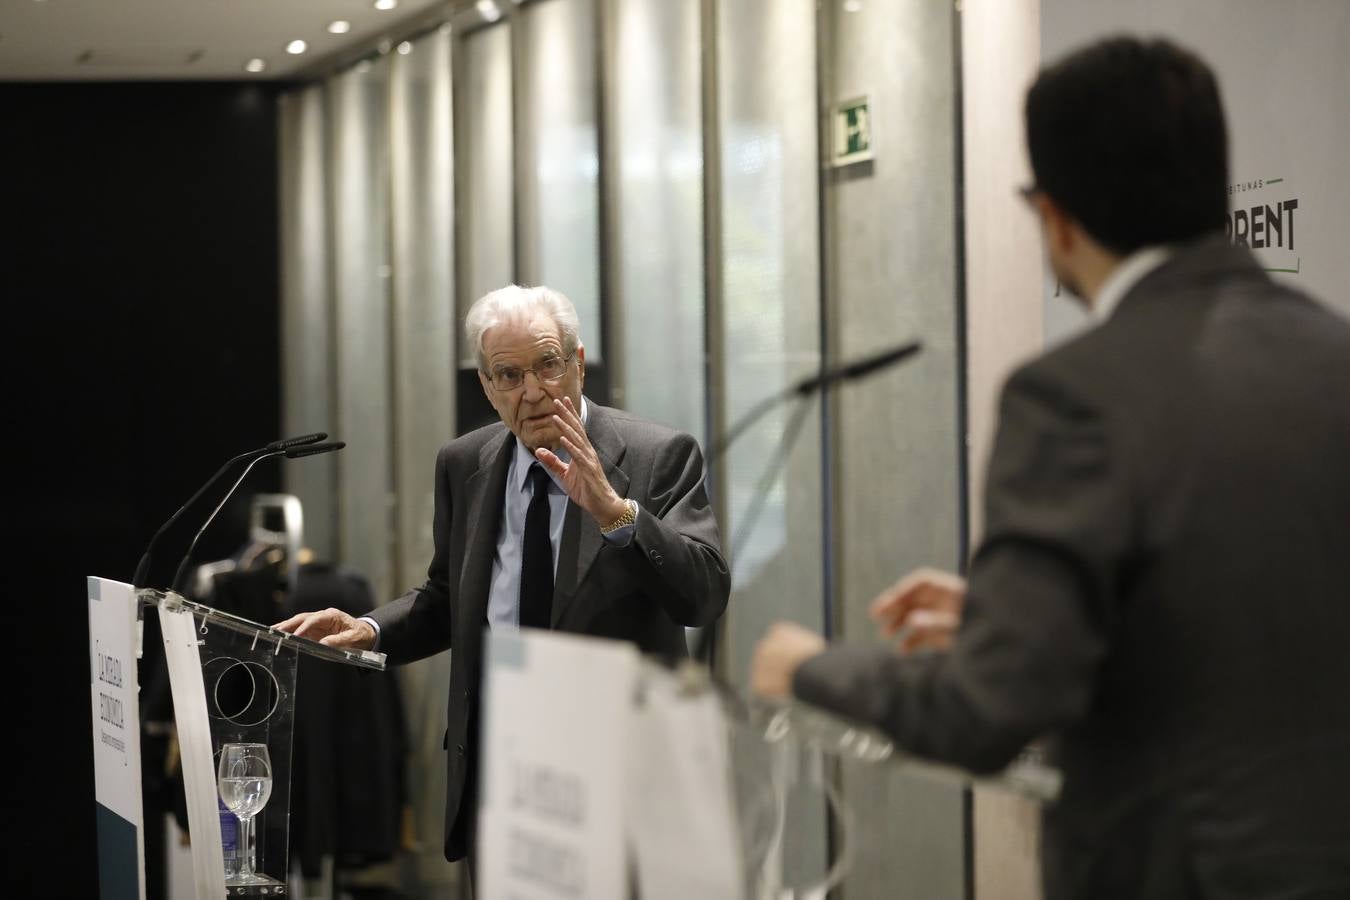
[217,742,273,886]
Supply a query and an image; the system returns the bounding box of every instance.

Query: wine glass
[217,742,273,885]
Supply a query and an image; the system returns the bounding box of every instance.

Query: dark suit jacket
[369,400,730,861]
[795,239,1350,899]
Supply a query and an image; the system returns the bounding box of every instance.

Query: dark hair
[1025,36,1229,254]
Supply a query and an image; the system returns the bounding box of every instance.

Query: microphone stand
[692,341,923,665]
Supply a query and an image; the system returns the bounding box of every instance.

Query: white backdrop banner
[1041,0,1350,340]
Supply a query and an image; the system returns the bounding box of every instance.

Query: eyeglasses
[485,353,574,391]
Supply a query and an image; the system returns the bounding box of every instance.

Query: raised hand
[533,396,629,527]
[868,567,966,653]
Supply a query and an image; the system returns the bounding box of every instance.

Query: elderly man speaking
[276,284,730,872]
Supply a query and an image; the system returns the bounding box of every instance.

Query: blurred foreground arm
[773,366,1126,773]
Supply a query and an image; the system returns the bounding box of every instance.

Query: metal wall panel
[389,28,461,891]
[330,58,394,604]
[459,21,515,362]
[278,85,337,561]
[517,0,603,355]
[823,0,966,896]
[717,0,830,888]
[605,0,705,440]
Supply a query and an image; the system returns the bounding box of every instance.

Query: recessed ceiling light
[245,58,266,73]
[374,0,398,11]
[286,39,308,55]
[476,0,502,22]
[397,41,413,55]
[327,20,352,35]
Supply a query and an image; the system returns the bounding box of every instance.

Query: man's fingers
[869,570,927,618]
[869,569,964,618]
[320,629,358,648]
[551,404,589,453]
[897,609,961,652]
[535,447,568,478]
[870,569,967,636]
[292,609,346,640]
[272,612,309,632]
[291,613,324,639]
[869,575,929,633]
[557,435,600,481]
[559,394,583,427]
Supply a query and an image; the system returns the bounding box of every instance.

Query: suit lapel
[552,401,628,626]
[459,429,514,633]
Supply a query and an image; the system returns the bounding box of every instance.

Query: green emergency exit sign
[832,95,873,166]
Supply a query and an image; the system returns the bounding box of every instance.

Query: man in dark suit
[751,36,1350,899]
[277,284,730,868]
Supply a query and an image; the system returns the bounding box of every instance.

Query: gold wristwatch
[601,498,638,534]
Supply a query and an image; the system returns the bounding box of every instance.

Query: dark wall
[0,82,285,896]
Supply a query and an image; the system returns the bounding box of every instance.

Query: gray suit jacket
[796,239,1350,899]
[370,400,730,861]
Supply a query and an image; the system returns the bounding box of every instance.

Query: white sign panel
[88,576,146,900]
[158,604,226,900]
[479,629,639,900]
[625,671,745,900]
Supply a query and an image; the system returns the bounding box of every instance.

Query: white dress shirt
[1091,245,1173,323]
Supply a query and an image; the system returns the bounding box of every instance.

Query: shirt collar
[1091,245,1172,323]
[512,396,588,492]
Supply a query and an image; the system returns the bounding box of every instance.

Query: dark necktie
[518,464,553,629]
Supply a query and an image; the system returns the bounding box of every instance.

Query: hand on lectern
[273,608,376,650]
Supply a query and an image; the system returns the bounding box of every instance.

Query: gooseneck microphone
[168,441,345,596]
[710,341,923,459]
[130,433,329,590]
[789,341,923,395]
[694,340,923,664]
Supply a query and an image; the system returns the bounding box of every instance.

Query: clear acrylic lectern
[138,588,385,897]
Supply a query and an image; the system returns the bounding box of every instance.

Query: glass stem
[239,815,254,878]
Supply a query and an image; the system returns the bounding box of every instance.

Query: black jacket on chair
[287,562,407,878]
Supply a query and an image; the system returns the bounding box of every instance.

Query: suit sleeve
[367,445,456,663]
[793,364,1130,772]
[628,431,731,628]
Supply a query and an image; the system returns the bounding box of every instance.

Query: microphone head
[284,440,345,459]
[267,432,328,452]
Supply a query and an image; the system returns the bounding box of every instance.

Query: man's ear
[576,343,586,385]
[1038,193,1078,257]
[478,369,494,402]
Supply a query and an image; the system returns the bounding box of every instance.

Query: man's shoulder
[1005,325,1115,399]
[438,420,510,465]
[591,403,695,447]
